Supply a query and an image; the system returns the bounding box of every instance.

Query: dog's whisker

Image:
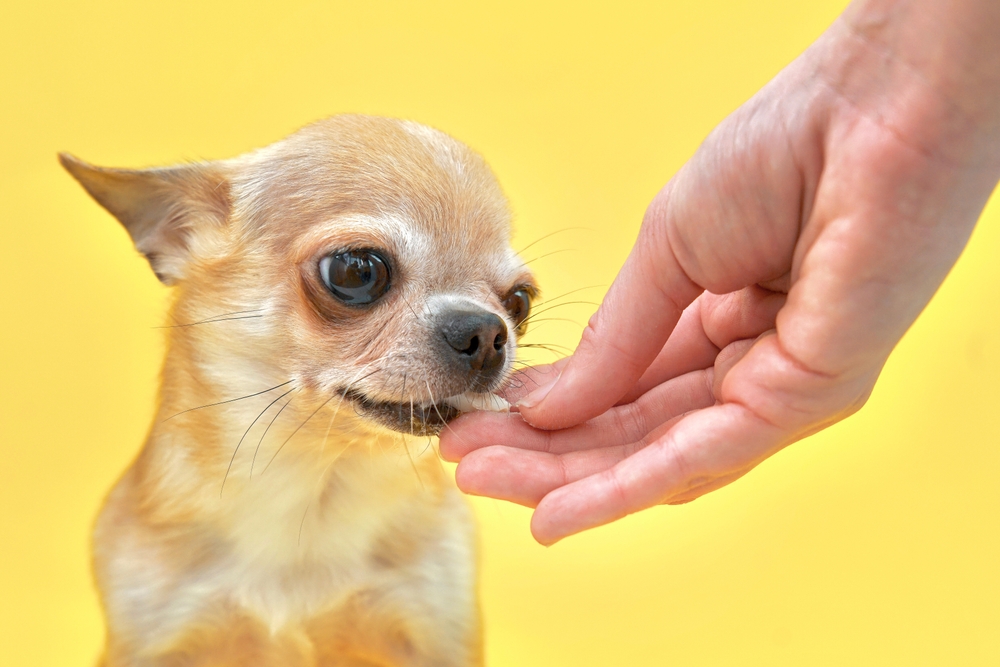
[520,248,575,267]
[523,319,551,331]
[318,395,341,459]
[520,317,583,331]
[424,381,447,427]
[222,387,295,497]
[520,340,574,350]
[251,390,298,478]
[401,431,425,491]
[515,226,590,255]
[203,308,266,319]
[159,308,264,329]
[375,366,396,396]
[163,380,293,422]
[532,284,605,307]
[519,342,574,354]
[399,292,423,323]
[409,396,415,440]
[427,380,473,452]
[156,314,265,329]
[528,301,601,319]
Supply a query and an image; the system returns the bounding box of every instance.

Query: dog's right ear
[59,153,231,285]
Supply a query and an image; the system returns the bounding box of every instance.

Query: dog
[61,115,537,666]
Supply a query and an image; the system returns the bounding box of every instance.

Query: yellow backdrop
[3,1,999,665]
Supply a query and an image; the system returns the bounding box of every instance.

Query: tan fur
[63,115,535,666]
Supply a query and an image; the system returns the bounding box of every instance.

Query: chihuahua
[61,115,537,667]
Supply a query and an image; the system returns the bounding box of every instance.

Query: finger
[439,368,714,461]
[498,359,568,404]
[515,184,705,429]
[612,296,717,405]
[712,337,757,398]
[618,286,786,404]
[529,401,783,545]
[455,413,686,507]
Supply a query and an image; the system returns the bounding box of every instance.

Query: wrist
[812,0,1000,167]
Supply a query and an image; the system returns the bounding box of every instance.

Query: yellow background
[2,1,999,665]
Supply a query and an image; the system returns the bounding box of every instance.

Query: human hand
[441,0,1000,545]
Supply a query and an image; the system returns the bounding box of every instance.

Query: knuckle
[602,468,630,507]
[654,437,695,487]
[555,454,571,487]
[612,402,649,444]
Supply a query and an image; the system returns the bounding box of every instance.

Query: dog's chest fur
[97,430,476,657]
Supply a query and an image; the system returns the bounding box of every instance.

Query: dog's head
[62,115,536,436]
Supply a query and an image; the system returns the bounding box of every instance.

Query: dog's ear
[59,153,231,285]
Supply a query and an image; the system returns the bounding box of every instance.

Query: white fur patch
[441,392,510,413]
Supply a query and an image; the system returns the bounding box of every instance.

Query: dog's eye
[319,250,391,305]
[503,288,532,335]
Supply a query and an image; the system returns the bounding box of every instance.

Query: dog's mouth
[344,390,511,436]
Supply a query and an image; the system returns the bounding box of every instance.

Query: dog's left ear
[59,153,231,285]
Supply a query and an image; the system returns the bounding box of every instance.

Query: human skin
[439,0,1000,545]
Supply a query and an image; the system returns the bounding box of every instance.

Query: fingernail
[517,375,558,410]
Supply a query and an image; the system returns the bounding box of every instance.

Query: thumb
[517,190,702,430]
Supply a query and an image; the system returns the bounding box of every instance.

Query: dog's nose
[438,307,508,380]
